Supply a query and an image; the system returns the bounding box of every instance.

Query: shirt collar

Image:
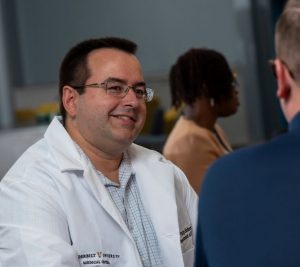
[73,143,134,188]
[101,151,134,188]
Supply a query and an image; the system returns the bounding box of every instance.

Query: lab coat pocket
[182,246,195,267]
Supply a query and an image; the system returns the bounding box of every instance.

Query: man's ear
[276,60,291,100]
[62,86,78,117]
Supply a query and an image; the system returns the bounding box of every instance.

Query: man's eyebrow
[106,77,146,87]
[135,81,146,87]
[105,77,127,83]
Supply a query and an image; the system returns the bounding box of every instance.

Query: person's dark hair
[169,48,234,109]
[59,37,138,120]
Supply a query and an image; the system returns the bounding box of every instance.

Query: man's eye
[107,85,123,93]
[135,88,146,96]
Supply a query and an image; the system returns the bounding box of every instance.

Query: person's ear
[276,60,291,100]
[62,86,78,117]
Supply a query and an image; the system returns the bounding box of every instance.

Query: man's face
[71,48,147,153]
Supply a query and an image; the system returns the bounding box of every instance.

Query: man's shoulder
[204,133,297,183]
[129,143,184,169]
[205,141,270,175]
[218,131,297,166]
[129,143,188,179]
[1,138,56,184]
[129,143,164,160]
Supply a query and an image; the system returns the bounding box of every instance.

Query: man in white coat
[0,37,198,267]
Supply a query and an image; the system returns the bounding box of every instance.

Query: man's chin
[112,127,143,146]
[115,134,137,146]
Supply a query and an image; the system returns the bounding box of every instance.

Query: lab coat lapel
[83,161,134,240]
[134,161,179,233]
[130,145,179,233]
[46,118,134,240]
[130,145,184,264]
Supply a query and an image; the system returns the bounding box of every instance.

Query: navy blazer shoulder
[195,112,300,267]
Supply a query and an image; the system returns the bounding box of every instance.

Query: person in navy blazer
[195,2,300,267]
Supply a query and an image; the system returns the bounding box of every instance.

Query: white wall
[0,125,47,178]
[0,1,14,128]
[15,0,248,84]
[5,0,266,146]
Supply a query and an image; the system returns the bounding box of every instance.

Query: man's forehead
[88,47,136,61]
[87,48,141,71]
[86,48,144,81]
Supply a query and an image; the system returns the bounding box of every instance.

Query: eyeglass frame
[71,77,154,102]
[268,59,295,80]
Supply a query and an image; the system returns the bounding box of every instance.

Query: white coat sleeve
[0,177,80,267]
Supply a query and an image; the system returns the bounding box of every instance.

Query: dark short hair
[59,37,138,120]
[169,48,234,108]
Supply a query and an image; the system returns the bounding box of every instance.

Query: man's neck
[65,119,125,183]
[87,149,123,184]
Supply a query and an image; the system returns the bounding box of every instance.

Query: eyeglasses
[72,79,154,102]
[269,59,295,80]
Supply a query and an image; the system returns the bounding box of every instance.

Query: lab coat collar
[44,116,84,171]
[45,117,136,241]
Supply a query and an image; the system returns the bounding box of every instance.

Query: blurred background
[0,0,287,176]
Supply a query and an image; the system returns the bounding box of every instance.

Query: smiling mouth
[112,115,137,122]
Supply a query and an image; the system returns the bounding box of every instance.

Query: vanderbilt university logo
[78,251,120,265]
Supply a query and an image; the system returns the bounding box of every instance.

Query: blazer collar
[289,112,300,133]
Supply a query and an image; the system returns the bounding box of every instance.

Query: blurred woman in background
[163,48,239,193]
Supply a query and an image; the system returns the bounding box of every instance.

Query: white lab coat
[0,117,198,267]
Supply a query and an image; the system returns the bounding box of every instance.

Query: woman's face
[215,83,240,117]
